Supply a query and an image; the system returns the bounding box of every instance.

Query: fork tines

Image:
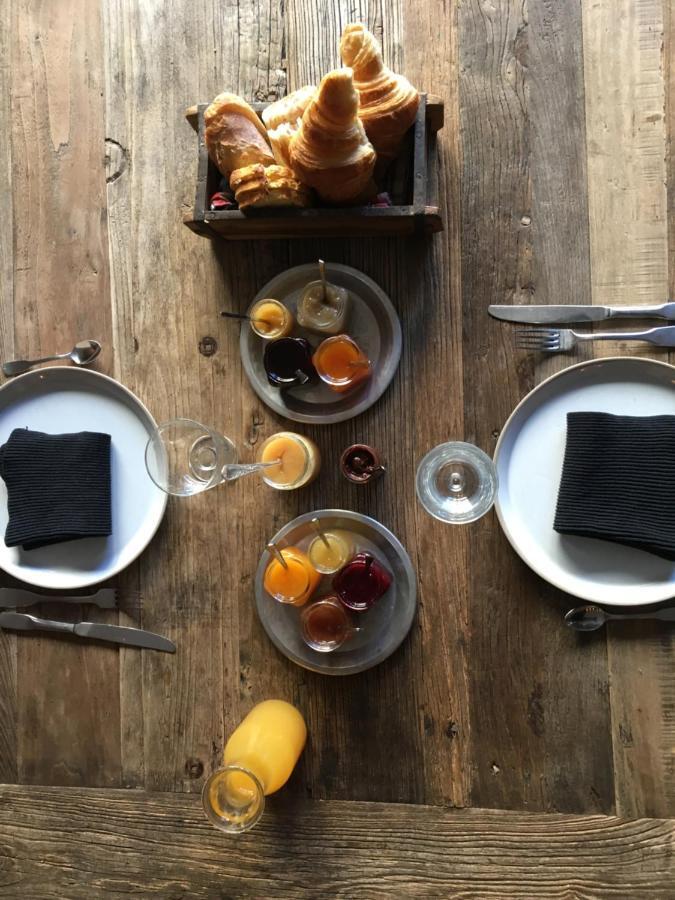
[514,327,562,351]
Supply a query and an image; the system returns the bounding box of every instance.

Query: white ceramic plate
[494,357,675,606]
[240,263,402,424]
[0,367,167,589]
[255,510,417,675]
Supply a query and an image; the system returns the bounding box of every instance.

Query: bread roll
[204,93,274,176]
[229,163,312,210]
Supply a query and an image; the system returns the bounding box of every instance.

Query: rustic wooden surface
[1,0,675,894]
[2,785,675,899]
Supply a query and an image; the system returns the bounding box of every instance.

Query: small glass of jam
[332,552,392,612]
[249,298,294,340]
[296,261,351,335]
[312,335,371,394]
[340,444,385,484]
[300,596,359,652]
[264,337,316,388]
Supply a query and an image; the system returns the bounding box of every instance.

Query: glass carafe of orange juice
[202,700,307,833]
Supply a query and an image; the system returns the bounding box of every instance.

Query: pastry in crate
[204,93,275,175]
[289,68,376,204]
[340,23,420,163]
[262,85,316,168]
[230,163,312,210]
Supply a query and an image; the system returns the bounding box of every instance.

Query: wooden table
[1,0,674,896]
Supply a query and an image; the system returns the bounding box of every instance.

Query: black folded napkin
[0,428,112,550]
[554,412,675,560]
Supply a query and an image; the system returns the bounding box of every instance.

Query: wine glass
[416,441,497,524]
[145,418,277,497]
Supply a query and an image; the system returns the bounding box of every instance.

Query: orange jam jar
[312,335,372,393]
[249,299,294,340]
[263,546,320,606]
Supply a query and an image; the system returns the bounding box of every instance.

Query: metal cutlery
[514,326,675,353]
[0,587,141,616]
[2,339,102,377]
[489,302,675,324]
[0,611,175,652]
[565,605,675,631]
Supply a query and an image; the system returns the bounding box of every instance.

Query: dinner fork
[514,326,675,353]
[0,587,142,616]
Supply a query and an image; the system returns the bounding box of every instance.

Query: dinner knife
[488,301,675,324]
[0,611,176,653]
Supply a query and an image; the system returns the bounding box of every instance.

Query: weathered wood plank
[0,0,12,362]
[605,0,675,819]
[457,0,614,813]
[0,0,16,786]
[605,623,675,819]
[101,0,292,793]
[285,0,403,89]
[1,785,674,898]
[10,0,120,787]
[237,0,429,805]
[582,0,669,309]
[398,0,471,806]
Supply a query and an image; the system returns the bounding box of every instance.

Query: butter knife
[0,611,175,653]
[488,302,675,324]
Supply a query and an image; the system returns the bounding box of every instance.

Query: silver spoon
[2,340,102,377]
[221,459,280,483]
[565,604,675,631]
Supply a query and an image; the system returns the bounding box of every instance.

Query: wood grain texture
[0,0,16,786]
[582,0,669,309]
[585,0,675,819]
[237,0,430,805]
[1,785,675,898]
[400,0,471,807]
[458,0,613,814]
[285,0,402,90]
[10,0,120,788]
[100,0,289,794]
[606,623,675,819]
[1,0,674,863]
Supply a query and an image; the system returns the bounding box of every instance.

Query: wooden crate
[184,95,444,240]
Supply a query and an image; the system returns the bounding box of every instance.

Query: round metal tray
[240,263,402,424]
[254,510,417,675]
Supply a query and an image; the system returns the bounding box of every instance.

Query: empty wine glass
[416,441,497,524]
[145,418,278,497]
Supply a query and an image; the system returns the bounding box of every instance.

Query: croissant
[289,68,376,204]
[262,85,316,130]
[262,86,316,167]
[340,23,420,160]
[229,164,312,210]
[204,93,274,177]
[265,122,296,168]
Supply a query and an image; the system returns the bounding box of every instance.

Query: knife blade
[0,611,176,653]
[488,302,675,324]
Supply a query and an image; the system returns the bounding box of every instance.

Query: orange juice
[202,700,307,833]
[264,546,320,605]
[250,299,294,339]
[313,335,372,393]
[223,700,307,794]
[258,432,321,489]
